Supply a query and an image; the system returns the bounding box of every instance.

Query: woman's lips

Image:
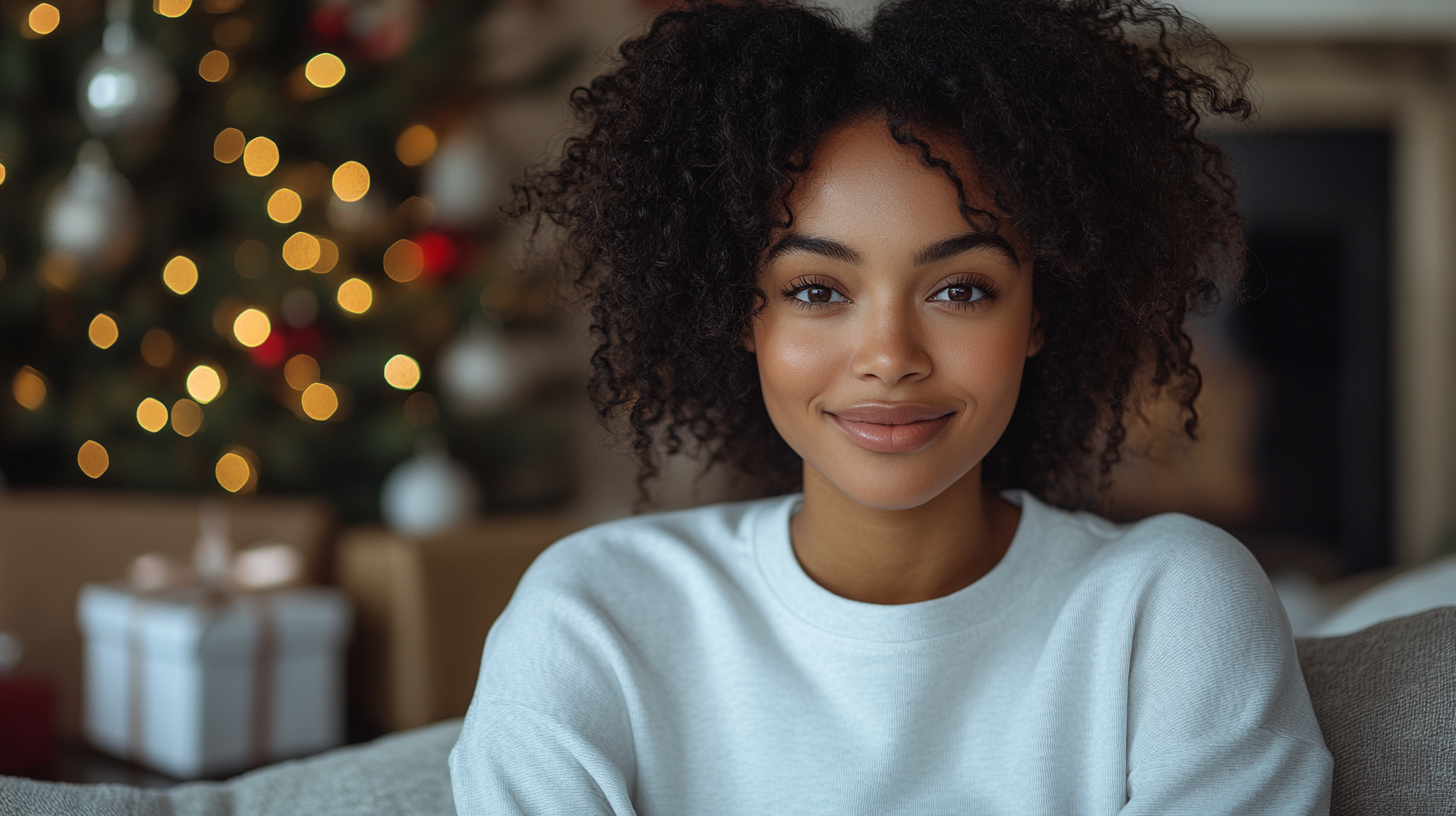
[826,404,954,454]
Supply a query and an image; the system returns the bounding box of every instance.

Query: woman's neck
[789,464,1020,605]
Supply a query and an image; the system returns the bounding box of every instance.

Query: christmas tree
[0,0,589,521]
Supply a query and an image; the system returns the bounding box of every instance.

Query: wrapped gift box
[77,583,351,779]
[338,515,579,734]
[0,675,56,777]
[0,491,333,737]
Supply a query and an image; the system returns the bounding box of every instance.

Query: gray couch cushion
[0,719,461,816]
[1296,605,1456,816]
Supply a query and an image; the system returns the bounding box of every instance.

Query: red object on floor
[0,677,56,777]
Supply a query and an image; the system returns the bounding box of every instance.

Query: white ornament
[438,321,517,416]
[43,140,141,271]
[77,4,177,136]
[421,127,497,227]
[380,441,479,536]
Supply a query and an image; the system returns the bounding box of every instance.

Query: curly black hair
[511,0,1253,509]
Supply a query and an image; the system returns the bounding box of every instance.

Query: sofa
[1,604,1451,816]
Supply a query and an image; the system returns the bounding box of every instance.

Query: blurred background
[0,0,1453,787]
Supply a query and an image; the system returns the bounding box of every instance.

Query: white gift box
[77,583,351,779]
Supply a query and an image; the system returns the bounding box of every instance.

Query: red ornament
[248,331,287,368]
[416,231,459,277]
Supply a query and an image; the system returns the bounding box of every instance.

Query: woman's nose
[850,307,932,386]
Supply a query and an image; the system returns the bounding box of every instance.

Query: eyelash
[780,275,1000,310]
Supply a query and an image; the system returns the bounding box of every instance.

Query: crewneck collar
[751,489,1049,642]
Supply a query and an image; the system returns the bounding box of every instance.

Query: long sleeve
[1120,521,1333,815]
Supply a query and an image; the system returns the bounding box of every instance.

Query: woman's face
[746,117,1041,511]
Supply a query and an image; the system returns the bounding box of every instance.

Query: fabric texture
[1296,606,1456,816]
[450,491,1333,816]
[0,718,461,816]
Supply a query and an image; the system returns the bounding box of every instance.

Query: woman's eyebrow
[764,235,863,264]
[914,232,1020,265]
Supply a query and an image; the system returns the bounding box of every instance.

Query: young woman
[450,1,1333,813]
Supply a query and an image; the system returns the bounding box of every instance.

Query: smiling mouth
[826,404,955,454]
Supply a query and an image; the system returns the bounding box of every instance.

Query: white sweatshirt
[450,490,1332,815]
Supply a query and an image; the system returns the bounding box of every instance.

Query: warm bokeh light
[163,255,199,294]
[282,231,322,270]
[213,17,250,50]
[267,188,303,223]
[11,366,46,410]
[402,391,438,427]
[39,253,78,291]
[283,354,320,390]
[136,397,168,432]
[0,163,7,187]
[215,450,254,492]
[214,127,245,163]
[187,364,223,403]
[243,136,279,177]
[202,0,243,12]
[155,0,191,18]
[171,398,203,436]
[383,354,421,390]
[88,313,119,349]
[198,49,231,82]
[77,440,109,479]
[312,236,339,274]
[141,328,175,367]
[331,161,369,202]
[336,277,373,314]
[396,124,438,166]
[300,382,338,420]
[235,238,269,278]
[27,3,59,35]
[232,308,271,348]
[383,239,423,282]
[305,53,345,88]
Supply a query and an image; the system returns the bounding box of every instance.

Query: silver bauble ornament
[380,440,479,536]
[438,321,518,417]
[421,127,497,227]
[77,12,177,136]
[42,140,141,272]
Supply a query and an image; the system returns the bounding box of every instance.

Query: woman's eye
[932,283,985,304]
[792,285,845,304]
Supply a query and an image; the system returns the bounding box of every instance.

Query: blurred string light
[313,237,339,273]
[305,53,345,88]
[140,328,174,367]
[284,354,320,390]
[267,188,302,223]
[154,0,191,19]
[332,161,369,202]
[396,125,437,167]
[214,127,245,163]
[198,50,231,83]
[88,313,120,349]
[203,0,243,13]
[11,366,47,410]
[383,354,420,390]
[383,239,423,282]
[0,162,7,186]
[136,397,168,432]
[282,231,321,270]
[232,308,271,347]
[162,255,198,294]
[215,448,256,493]
[300,382,338,420]
[27,3,59,36]
[186,364,223,403]
[212,17,250,49]
[243,136,279,177]
[336,277,372,314]
[77,440,109,479]
[234,238,268,278]
[171,398,202,436]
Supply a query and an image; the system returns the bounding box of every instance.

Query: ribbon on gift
[121,503,306,771]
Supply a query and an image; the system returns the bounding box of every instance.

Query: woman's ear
[741,323,757,354]
[1026,309,1045,357]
